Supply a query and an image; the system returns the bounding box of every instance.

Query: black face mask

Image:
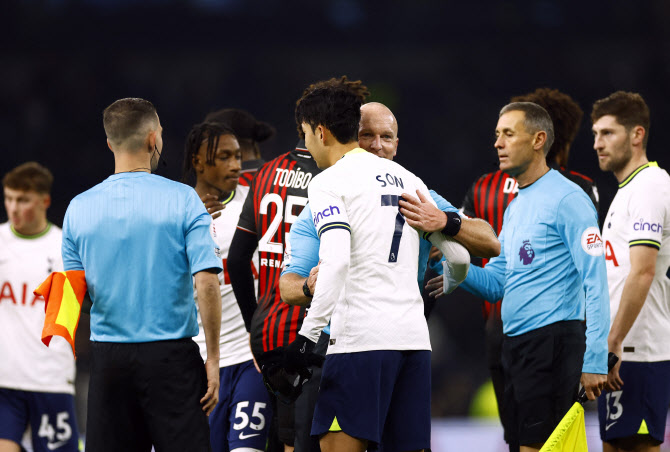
[151,144,167,173]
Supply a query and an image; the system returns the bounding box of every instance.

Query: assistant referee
[61,98,223,452]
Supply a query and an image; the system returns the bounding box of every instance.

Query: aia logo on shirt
[519,240,535,265]
[581,227,604,256]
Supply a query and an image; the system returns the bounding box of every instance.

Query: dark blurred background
[2,0,669,424]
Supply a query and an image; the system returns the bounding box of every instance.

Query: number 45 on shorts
[38,411,74,450]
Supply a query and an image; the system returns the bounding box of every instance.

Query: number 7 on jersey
[381,194,405,263]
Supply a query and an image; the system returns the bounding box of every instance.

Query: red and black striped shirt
[462,165,599,319]
[235,144,320,354]
[238,159,265,187]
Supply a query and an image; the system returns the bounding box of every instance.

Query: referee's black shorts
[86,338,210,452]
[502,320,585,446]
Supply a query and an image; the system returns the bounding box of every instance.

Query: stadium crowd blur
[2,0,670,433]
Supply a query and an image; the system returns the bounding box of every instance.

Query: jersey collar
[10,222,52,239]
[221,190,235,205]
[619,161,657,189]
[342,148,367,158]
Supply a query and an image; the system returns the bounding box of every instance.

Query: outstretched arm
[399,190,500,258]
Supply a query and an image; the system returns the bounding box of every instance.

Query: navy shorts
[0,388,79,452]
[311,350,431,452]
[598,360,670,444]
[210,360,272,452]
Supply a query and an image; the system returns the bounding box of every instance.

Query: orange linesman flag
[34,270,87,358]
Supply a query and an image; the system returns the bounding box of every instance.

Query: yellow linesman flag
[34,270,87,358]
[539,402,588,452]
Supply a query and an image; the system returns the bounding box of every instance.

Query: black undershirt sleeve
[228,227,258,332]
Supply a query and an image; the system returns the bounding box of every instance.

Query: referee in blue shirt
[456,102,610,452]
[61,98,223,452]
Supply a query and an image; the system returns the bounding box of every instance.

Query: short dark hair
[500,102,555,155]
[591,91,650,148]
[103,98,158,150]
[204,108,275,157]
[3,162,53,194]
[511,88,583,163]
[295,76,369,144]
[181,121,236,183]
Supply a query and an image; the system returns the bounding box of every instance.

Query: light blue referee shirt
[283,190,458,296]
[61,172,223,343]
[460,169,609,374]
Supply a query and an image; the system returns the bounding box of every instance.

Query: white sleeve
[299,176,351,342]
[428,232,470,293]
[416,175,469,293]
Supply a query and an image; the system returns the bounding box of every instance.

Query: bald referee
[61,98,223,452]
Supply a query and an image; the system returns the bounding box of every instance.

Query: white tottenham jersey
[300,149,433,354]
[0,222,75,394]
[194,186,258,367]
[602,162,670,362]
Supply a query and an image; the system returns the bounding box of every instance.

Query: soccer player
[458,88,599,452]
[592,92,670,452]
[276,77,469,452]
[1,162,79,452]
[279,101,495,452]
[183,121,271,452]
[61,98,223,452]
[227,122,325,449]
[455,102,609,452]
[204,108,275,188]
[281,101,499,306]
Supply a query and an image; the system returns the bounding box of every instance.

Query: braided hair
[182,121,236,184]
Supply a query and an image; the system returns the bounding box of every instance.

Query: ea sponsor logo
[581,227,604,256]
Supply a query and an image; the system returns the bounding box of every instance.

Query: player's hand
[262,335,324,373]
[284,334,324,372]
[307,261,321,294]
[399,190,446,233]
[429,246,443,262]
[580,372,607,400]
[200,358,220,415]
[201,193,225,220]
[425,274,445,298]
[606,346,624,391]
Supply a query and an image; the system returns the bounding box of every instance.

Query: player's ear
[316,125,326,144]
[631,125,645,148]
[42,194,51,210]
[107,139,114,152]
[192,153,204,172]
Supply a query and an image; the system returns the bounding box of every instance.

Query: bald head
[359,102,399,160]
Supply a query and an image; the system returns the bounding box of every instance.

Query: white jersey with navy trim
[602,162,670,362]
[299,149,434,354]
[194,186,258,367]
[0,222,75,394]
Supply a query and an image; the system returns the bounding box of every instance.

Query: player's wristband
[302,279,313,298]
[441,211,462,236]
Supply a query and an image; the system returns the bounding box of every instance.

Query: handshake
[259,334,325,404]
